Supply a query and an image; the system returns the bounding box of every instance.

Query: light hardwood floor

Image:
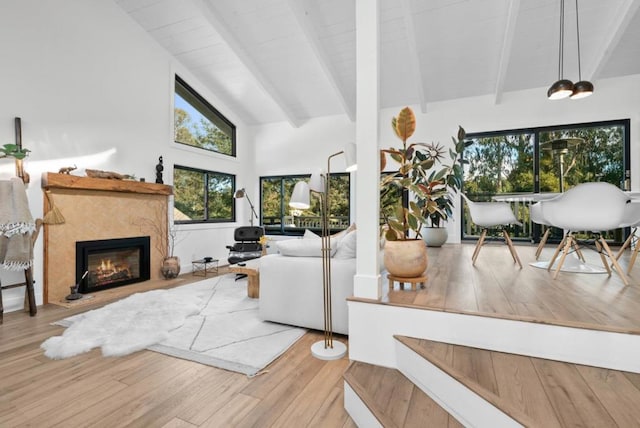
[2,242,639,427]
[0,271,355,428]
[382,242,640,334]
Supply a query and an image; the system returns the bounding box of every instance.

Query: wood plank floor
[382,242,640,334]
[398,336,640,427]
[2,242,639,427]
[344,361,463,427]
[0,272,355,428]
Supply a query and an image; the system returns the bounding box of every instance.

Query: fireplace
[76,236,151,293]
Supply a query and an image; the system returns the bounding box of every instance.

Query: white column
[353,0,381,299]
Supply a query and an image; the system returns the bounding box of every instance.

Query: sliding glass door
[462,119,630,243]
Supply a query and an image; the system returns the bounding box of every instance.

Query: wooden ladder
[0,218,42,324]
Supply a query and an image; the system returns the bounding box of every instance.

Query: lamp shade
[570,80,594,99]
[234,188,245,198]
[547,79,574,100]
[344,142,357,172]
[289,181,311,209]
[309,171,324,193]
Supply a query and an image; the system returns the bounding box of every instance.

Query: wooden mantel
[41,172,171,305]
[41,172,172,195]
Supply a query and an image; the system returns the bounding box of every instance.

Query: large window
[174,75,236,157]
[174,165,235,223]
[261,174,351,235]
[462,119,630,243]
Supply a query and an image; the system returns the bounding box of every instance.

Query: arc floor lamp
[290,143,357,360]
[234,188,259,226]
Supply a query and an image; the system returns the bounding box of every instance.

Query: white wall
[254,74,640,244]
[0,0,252,311]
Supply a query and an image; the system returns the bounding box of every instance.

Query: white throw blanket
[0,177,35,270]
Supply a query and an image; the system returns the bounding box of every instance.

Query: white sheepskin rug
[41,275,306,376]
[41,284,204,359]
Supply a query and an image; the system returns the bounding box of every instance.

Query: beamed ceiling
[115,0,640,127]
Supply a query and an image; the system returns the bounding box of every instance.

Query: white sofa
[258,253,355,335]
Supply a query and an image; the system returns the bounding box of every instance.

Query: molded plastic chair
[538,182,630,285]
[461,193,523,268]
[615,201,640,274]
[530,194,584,261]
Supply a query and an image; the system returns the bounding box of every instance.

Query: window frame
[173,164,236,224]
[174,75,237,157]
[461,118,631,242]
[260,173,352,236]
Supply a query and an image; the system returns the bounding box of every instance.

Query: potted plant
[416,127,469,247]
[380,107,469,275]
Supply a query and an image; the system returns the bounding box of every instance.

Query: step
[343,361,463,428]
[396,335,640,428]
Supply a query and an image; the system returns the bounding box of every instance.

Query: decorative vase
[421,227,448,247]
[161,256,181,279]
[384,239,428,277]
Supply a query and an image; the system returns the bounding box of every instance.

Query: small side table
[387,273,427,291]
[228,260,260,298]
[192,258,219,277]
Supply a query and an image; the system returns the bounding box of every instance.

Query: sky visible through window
[175,93,206,136]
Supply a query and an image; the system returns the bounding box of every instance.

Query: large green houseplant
[380,107,468,275]
[416,126,469,246]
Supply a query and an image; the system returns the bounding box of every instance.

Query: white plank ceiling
[115,0,640,127]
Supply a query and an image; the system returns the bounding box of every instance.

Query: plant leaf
[395,107,416,141]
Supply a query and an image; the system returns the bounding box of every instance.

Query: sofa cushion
[334,230,356,259]
[303,229,320,239]
[276,237,337,257]
[332,223,356,242]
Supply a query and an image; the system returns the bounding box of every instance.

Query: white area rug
[41,275,306,376]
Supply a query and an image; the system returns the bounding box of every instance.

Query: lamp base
[311,339,347,360]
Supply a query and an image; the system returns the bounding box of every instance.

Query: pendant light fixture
[548,0,594,100]
[548,0,573,100]
[570,0,594,99]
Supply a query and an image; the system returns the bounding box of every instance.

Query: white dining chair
[615,201,640,274]
[461,193,523,268]
[530,194,585,262]
[538,182,630,285]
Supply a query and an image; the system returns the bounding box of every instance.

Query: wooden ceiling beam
[399,0,427,113]
[588,0,640,80]
[190,0,302,128]
[286,0,355,122]
[494,0,520,105]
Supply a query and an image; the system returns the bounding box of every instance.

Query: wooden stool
[387,273,427,291]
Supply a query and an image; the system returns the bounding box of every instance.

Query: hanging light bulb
[570,0,594,99]
[548,0,573,100]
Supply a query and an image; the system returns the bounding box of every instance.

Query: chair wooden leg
[472,229,487,265]
[553,236,573,279]
[547,235,567,272]
[572,239,586,261]
[535,228,550,260]
[616,231,634,260]
[594,239,612,276]
[627,239,640,275]
[503,230,522,268]
[599,237,630,286]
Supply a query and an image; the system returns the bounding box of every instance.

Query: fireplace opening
[76,236,151,293]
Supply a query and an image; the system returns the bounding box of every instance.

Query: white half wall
[0,0,252,311]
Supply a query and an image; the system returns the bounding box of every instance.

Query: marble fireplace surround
[41,173,172,304]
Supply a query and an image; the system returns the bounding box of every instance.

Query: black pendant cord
[558,0,565,80]
[575,0,582,81]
